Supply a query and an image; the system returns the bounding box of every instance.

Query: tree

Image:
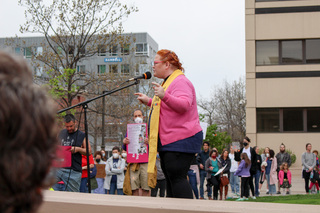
[198,77,246,142]
[18,0,138,108]
[205,124,232,153]
[214,77,246,141]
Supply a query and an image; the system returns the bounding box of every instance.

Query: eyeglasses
[152,61,164,66]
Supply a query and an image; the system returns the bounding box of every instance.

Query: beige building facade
[246,0,320,166]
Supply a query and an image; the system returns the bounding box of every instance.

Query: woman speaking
[135,49,203,199]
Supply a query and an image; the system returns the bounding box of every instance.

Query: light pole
[101,90,107,150]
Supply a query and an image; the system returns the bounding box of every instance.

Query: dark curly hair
[0,52,58,213]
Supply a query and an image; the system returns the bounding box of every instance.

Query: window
[34,67,43,77]
[257,108,280,132]
[56,46,63,55]
[281,40,303,64]
[307,108,320,132]
[256,39,320,66]
[135,43,148,55]
[306,39,320,64]
[24,47,32,58]
[256,41,279,65]
[121,64,129,75]
[36,47,43,56]
[121,44,130,55]
[109,45,118,56]
[77,65,86,75]
[68,46,75,56]
[98,65,106,74]
[283,109,303,131]
[15,47,21,55]
[98,45,107,56]
[109,64,118,74]
[80,47,86,57]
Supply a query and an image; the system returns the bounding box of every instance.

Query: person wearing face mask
[100,150,107,161]
[93,151,106,194]
[235,136,257,199]
[205,150,222,200]
[275,143,291,194]
[122,109,151,196]
[104,146,125,195]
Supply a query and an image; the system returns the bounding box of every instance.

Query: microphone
[126,72,152,82]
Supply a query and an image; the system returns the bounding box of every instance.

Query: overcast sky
[0,0,245,99]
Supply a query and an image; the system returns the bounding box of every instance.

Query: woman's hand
[134,93,150,105]
[152,82,165,99]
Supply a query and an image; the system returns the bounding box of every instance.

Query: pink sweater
[278,170,292,185]
[148,75,202,146]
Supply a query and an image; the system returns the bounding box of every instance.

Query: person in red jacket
[80,154,95,193]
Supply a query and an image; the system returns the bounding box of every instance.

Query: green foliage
[205,124,232,153]
[199,114,206,122]
[286,149,296,165]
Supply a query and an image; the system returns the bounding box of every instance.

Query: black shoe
[266,191,269,194]
[213,197,218,200]
[276,191,281,194]
[286,191,290,195]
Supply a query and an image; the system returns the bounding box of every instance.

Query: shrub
[286,149,296,165]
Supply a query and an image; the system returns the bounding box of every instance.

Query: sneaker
[236,198,244,201]
[232,194,240,199]
[286,191,290,195]
[277,191,281,194]
[243,197,249,201]
[251,196,256,199]
[266,191,269,195]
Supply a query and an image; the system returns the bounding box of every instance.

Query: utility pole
[101,90,107,150]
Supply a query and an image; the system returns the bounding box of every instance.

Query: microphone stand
[57,79,140,193]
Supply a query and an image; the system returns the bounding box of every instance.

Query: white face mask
[266,153,270,157]
[134,117,143,124]
[121,153,127,158]
[113,153,119,159]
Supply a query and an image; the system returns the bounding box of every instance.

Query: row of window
[256,39,320,65]
[14,43,149,58]
[76,63,149,76]
[257,108,320,132]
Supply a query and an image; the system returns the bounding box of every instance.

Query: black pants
[151,179,166,197]
[249,175,255,197]
[207,176,220,199]
[241,177,250,198]
[159,151,194,199]
[303,170,311,193]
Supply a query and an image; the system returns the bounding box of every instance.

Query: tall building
[246,0,320,165]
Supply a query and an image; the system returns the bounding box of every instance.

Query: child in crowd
[278,162,292,195]
[309,166,320,194]
[234,153,251,201]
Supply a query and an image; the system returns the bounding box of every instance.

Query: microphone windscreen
[144,71,152,79]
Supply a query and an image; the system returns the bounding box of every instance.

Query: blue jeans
[188,169,199,199]
[80,178,88,193]
[229,172,240,194]
[266,174,276,195]
[200,170,212,198]
[254,170,261,196]
[107,181,123,195]
[52,168,82,192]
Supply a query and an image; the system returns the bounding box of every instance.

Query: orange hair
[157,49,184,71]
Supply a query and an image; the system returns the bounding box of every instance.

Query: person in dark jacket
[253,146,262,197]
[219,150,231,200]
[197,141,211,199]
[235,136,257,199]
[275,143,291,194]
[205,150,222,200]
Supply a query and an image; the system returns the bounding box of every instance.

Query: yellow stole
[147,69,184,174]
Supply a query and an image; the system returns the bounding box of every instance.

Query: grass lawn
[227,194,320,205]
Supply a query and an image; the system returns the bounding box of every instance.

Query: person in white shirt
[229,146,240,197]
